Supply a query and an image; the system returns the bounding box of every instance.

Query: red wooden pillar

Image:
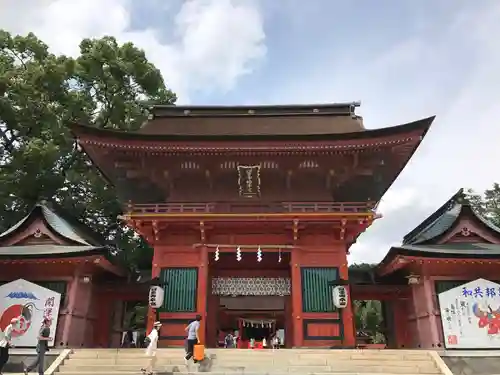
[339,261,355,347]
[284,295,293,348]
[290,248,303,347]
[61,272,80,346]
[93,291,111,347]
[197,246,208,344]
[393,299,408,347]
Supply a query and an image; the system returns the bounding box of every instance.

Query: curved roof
[69,115,435,143]
[402,188,500,245]
[69,110,435,206]
[0,202,108,248]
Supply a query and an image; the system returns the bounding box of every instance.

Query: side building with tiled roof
[0,201,148,350]
[374,188,500,349]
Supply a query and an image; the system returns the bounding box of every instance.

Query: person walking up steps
[24,318,52,375]
[141,321,161,375]
[184,315,202,364]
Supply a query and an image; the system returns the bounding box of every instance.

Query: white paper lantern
[149,286,164,308]
[332,285,348,309]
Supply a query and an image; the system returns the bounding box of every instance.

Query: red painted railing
[128,201,373,214]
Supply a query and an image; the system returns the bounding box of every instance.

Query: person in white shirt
[141,321,161,375]
[271,334,280,351]
[0,318,19,375]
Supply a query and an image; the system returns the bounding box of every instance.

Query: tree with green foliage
[349,263,385,343]
[0,30,176,269]
[466,183,500,227]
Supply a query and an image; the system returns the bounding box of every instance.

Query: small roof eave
[95,257,126,277]
[377,243,500,277]
[376,247,404,276]
[377,243,500,275]
[0,244,108,259]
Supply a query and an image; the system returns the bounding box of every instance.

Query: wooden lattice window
[301,267,338,313]
[159,268,198,312]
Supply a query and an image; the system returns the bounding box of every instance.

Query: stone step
[62,349,444,375]
[206,366,438,374]
[64,358,190,366]
[59,360,439,371]
[208,363,439,372]
[59,365,190,372]
[55,372,435,375]
[65,356,434,364]
[58,365,440,374]
[65,359,436,368]
[69,351,433,361]
[69,349,429,355]
[63,360,437,371]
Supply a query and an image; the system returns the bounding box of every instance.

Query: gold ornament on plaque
[237,164,261,197]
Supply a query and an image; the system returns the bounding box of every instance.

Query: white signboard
[0,279,61,347]
[439,278,500,349]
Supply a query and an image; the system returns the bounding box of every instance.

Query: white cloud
[0,0,266,102]
[344,1,500,264]
[376,188,419,217]
[174,0,266,92]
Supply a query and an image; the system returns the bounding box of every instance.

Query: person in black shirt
[24,318,52,375]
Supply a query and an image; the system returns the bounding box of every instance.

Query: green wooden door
[301,267,338,312]
[159,268,198,312]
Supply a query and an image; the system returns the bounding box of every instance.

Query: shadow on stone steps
[155,353,218,374]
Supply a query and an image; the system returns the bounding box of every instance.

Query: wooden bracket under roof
[292,219,299,242]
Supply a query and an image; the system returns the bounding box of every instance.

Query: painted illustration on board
[0,279,61,347]
[473,303,500,335]
[439,278,500,349]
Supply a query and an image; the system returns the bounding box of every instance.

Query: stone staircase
[55,348,450,375]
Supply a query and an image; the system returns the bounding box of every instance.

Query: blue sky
[187,0,464,105]
[122,0,480,107]
[2,0,500,263]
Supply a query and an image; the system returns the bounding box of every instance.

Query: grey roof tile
[0,244,103,256]
[39,205,90,245]
[0,212,31,238]
[407,204,462,244]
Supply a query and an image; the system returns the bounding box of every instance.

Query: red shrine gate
[71,103,434,348]
[143,208,371,348]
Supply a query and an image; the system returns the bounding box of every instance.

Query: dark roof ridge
[150,102,361,116]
